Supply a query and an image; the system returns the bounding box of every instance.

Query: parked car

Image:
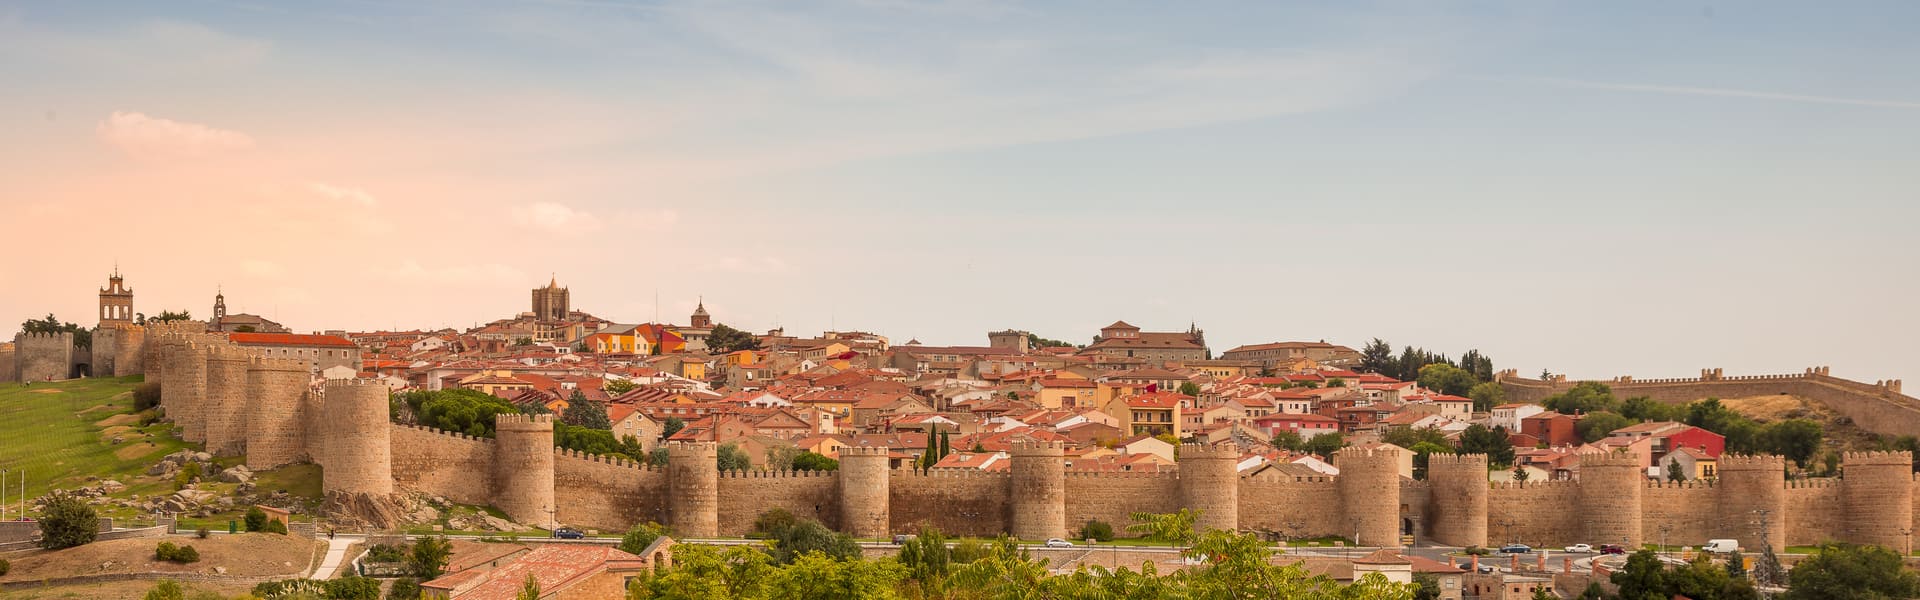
[553,527,585,540]
[892,534,917,545]
[1599,544,1628,555]
[1044,538,1075,548]
[1564,543,1593,553]
[1498,544,1532,554]
[1704,539,1741,553]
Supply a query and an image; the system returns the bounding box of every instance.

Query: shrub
[619,522,670,555]
[195,527,210,539]
[251,579,328,598]
[174,462,202,490]
[155,541,201,563]
[37,491,98,549]
[143,579,185,600]
[323,576,383,600]
[1079,519,1114,542]
[133,382,163,411]
[409,535,452,579]
[749,508,797,539]
[0,558,10,576]
[386,578,421,600]
[264,519,288,535]
[244,507,268,532]
[365,543,409,563]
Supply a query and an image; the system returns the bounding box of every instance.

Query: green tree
[791,451,839,471]
[1459,425,1516,467]
[386,578,421,600]
[752,508,800,539]
[516,573,541,600]
[1667,460,1686,482]
[1178,381,1203,396]
[1302,432,1347,458]
[620,522,671,555]
[706,323,761,354]
[400,388,522,437]
[1611,550,1670,600]
[143,580,185,600]
[37,491,98,549]
[1765,419,1824,469]
[1126,509,1201,546]
[1512,464,1530,482]
[561,390,611,429]
[768,519,861,564]
[244,506,268,532]
[1413,572,1442,600]
[1784,542,1920,600]
[1270,430,1305,452]
[1409,442,1452,481]
[1468,381,1506,412]
[661,417,685,440]
[1620,396,1685,422]
[1543,381,1618,415]
[1417,363,1478,396]
[604,379,638,395]
[898,526,952,588]
[1383,425,1451,449]
[765,550,908,600]
[1578,411,1634,443]
[21,313,90,349]
[717,443,752,471]
[1530,586,1556,600]
[1359,338,1395,376]
[325,576,383,600]
[514,337,534,346]
[1079,519,1114,542]
[409,535,452,579]
[1668,553,1732,600]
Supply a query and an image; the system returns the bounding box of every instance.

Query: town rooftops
[421,545,647,600]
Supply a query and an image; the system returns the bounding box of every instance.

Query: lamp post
[1500,519,1518,546]
[1659,524,1672,560]
[1903,528,1913,556]
[543,505,557,537]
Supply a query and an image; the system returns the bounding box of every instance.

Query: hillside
[1717,393,1887,452]
[0,378,322,526]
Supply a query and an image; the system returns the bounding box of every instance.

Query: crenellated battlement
[1645,480,1716,490]
[840,445,893,457]
[1844,450,1914,466]
[901,468,1013,479]
[1429,453,1489,468]
[1492,480,1580,490]
[14,331,73,342]
[204,343,252,362]
[722,469,837,479]
[1579,451,1644,468]
[1011,440,1068,455]
[1180,442,1242,460]
[247,356,310,372]
[1718,454,1785,471]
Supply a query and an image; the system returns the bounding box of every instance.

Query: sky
[2,1,1917,385]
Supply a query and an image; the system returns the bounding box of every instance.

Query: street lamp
[1658,524,1672,560]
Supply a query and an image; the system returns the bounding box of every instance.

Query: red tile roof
[228,332,357,348]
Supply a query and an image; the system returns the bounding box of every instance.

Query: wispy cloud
[513,201,599,231]
[96,111,255,159]
[1530,78,1920,110]
[308,182,378,206]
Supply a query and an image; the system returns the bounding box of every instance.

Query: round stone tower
[1717,454,1787,553]
[318,379,393,496]
[144,332,171,384]
[492,413,557,527]
[1336,445,1404,548]
[1579,452,1644,548]
[668,441,719,538]
[174,339,209,443]
[1844,451,1914,550]
[201,343,251,457]
[1010,441,1067,541]
[1179,443,1242,534]
[1427,453,1489,548]
[246,357,311,469]
[838,445,892,538]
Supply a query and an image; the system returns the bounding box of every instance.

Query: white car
[1044,538,1074,548]
[1564,544,1593,553]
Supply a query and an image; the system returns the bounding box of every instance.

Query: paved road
[309,534,364,580]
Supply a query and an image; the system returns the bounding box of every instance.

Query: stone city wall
[1499,368,1917,437]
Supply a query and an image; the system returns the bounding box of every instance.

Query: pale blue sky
[2,1,1916,384]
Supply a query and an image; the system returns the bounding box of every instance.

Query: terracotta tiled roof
[229,332,356,348]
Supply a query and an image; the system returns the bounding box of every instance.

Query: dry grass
[0,533,323,584]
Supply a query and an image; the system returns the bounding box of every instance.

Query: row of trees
[1357,339,1495,384]
[626,517,1414,600]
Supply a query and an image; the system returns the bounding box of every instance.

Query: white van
[1704,539,1741,553]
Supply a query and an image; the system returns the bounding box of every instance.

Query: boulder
[217,466,253,484]
[147,462,179,476]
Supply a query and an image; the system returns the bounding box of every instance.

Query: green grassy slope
[0,376,188,507]
[0,376,323,524]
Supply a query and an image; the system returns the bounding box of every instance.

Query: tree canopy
[21,314,89,349]
[707,323,762,354]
